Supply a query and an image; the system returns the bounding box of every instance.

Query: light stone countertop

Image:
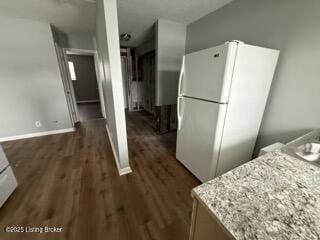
[192,130,320,240]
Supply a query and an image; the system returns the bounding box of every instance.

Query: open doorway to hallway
[55,46,106,125]
[66,53,103,122]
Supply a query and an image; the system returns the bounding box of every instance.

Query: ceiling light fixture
[120,33,131,41]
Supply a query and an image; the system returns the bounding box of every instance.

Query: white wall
[51,27,94,50]
[155,19,186,106]
[0,16,73,140]
[93,37,107,118]
[136,36,155,57]
[95,0,131,175]
[66,34,94,50]
[186,0,320,155]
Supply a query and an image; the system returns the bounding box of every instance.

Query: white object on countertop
[259,142,285,156]
[176,40,280,182]
[0,145,18,207]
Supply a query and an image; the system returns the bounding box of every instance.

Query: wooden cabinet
[189,199,232,240]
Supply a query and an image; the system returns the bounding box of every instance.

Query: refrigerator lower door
[176,97,227,182]
[0,166,18,207]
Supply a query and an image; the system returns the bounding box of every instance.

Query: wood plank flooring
[0,111,200,240]
[77,102,103,122]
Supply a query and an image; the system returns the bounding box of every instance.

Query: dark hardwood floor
[0,111,200,240]
[77,102,103,122]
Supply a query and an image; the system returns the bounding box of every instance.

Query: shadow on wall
[156,70,180,106]
[213,129,313,177]
[253,128,314,157]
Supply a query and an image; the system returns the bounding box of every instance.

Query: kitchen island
[190,130,320,240]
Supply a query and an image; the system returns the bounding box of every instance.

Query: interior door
[54,43,79,125]
[180,42,238,103]
[176,97,227,182]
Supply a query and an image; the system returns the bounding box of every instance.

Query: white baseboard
[105,125,132,176]
[77,100,100,104]
[0,128,75,142]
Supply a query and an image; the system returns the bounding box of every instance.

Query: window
[68,61,77,81]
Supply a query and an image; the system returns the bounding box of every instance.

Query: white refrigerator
[176,41,279,182]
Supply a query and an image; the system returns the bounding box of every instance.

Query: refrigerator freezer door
[0,145,9,172]
[0,166,18,207]
[176,97,227,182]
[179,42,238,103]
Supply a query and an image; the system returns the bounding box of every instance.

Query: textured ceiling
[0,0,232,45]
[0,0,96,35]
[117,0,233,47]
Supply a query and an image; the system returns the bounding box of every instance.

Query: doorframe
[62,48,107,123]
[138,50,156,113]
[120,48,134,112]
[55,43,80,126]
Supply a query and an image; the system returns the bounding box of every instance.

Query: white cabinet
[0,145,18,208]
[0,167,18,207]
[189,198,231,240]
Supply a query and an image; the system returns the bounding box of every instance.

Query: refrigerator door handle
[177,97,183,130]
[178,56,185,96]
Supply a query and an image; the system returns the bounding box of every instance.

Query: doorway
[55,45,105,125]
[139,51,156,114]
[67,54,102,122]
